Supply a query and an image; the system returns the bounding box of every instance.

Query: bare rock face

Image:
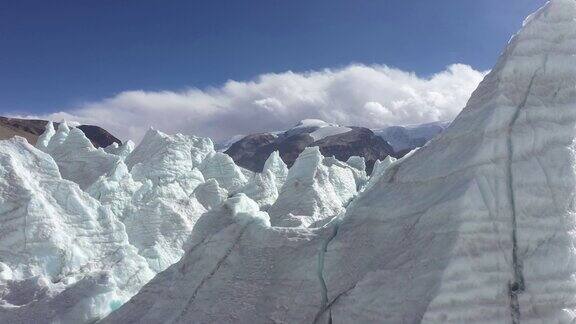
[313,127,394,173]
[77,125,121,148]
[220,133,278,175]
[225,123,394,174]
[0,116,121,148]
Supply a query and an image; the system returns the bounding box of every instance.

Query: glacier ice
[48,127,120,190]
[324,155,368,190]
[240,170,279,210]
[193,178,229,210]
[2,124,253,321]
[0,138,154,323]
[345,155,366,172]
[199,151,248,193]
[103,1,576,323]
[102,194,323,324]
[0,120,373,322]
[87,160,140,217]
[262,150,289,191]
[268,147,359,226]
[120,180,207,272]
[45,121,70,152]
[2,1,576,322]
[35,121,55,151]
[126,129,208,194]
[94,129,212,272]
[104,140,134,159]
[362,155,396,192]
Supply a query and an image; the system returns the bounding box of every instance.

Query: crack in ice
[506,64,543,324]
[314,219,341,324]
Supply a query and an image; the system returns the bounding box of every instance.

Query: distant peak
[293,119,332,129]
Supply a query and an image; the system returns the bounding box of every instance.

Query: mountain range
[221,119,448,173]
[1,115,447,175]
[0,116,121,148]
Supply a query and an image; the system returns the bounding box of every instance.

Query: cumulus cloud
[34,63,486,142]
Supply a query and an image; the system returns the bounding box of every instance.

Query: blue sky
[0,0,545,116]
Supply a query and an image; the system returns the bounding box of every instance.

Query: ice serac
[345,155,366,172]
[102,194,325,324]
[268,147,357,226]
[193,178,229,210]
[262,150,289,191]
[0,138,153,323]
[87,160,142,219]
[89,160,207,273]
[116,140,135,159]
[45,121,70,152]
[322,1,576,322]
[104,140,134,159]
[241,170,279,210]
[324,155,368,191]
[363,156,396,191]
[105,1,576,323]
[104,142,119,153]
[35,121,55,150]
[199,151,248,193]
[126,129,209,194]
[112,129,210,272]
[122,179,207,272]
[47,127,120,190]
[268,147,341,225]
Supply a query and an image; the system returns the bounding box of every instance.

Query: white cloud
[33,63,486,142]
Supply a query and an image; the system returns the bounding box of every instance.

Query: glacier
[103,1,576,323]
[268,146,362,226]
[0,138,154,323]
[1,0,576,323]
[0,117,368,322]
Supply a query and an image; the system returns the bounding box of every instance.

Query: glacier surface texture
[2,0,576,323]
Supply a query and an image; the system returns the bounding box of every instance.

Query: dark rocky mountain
[0,116,121,148]
[76,125,121,148]
[313,127,396,169]
[225,122,395,174]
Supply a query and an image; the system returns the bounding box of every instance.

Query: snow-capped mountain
[102,1,576,323]
[224,119,395,173]
[219,119,450,174]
